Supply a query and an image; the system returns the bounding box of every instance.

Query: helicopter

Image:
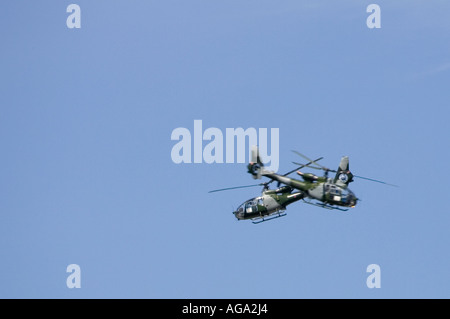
[209,183,304,224]
[209,146,396,224]
[208,149,326,224]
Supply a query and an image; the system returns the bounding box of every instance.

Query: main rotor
[291,150,398,187]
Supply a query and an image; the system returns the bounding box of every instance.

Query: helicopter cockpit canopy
[326,184,357,207]
[235,197,263,218]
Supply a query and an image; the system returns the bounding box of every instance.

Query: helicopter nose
[233,210,244,220]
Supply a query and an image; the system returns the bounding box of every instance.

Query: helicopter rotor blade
[353,175,398,187]
[208,182,270,193]
[291,151,335,172]
[284,157,324,176]
[277,157,324,187]
[292,151,397,187]
[291,161,323,171]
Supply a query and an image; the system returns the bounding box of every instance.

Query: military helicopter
[248,146,397,210]
[210,146,396,223]
[209,183,304,224]
[208,148,329,223]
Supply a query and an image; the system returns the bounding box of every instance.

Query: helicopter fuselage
[262,172,358,208]
[233,186,304,221]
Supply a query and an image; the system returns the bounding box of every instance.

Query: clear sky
[1,1,449,298]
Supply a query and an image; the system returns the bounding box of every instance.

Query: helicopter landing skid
[251,211,287,224]
[302,199,349,212]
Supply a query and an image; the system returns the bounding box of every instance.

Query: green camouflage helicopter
[209,182,305,224]
[210,146,396,224]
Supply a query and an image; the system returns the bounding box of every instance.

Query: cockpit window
[331,188,341,195]
[339,188,355,204]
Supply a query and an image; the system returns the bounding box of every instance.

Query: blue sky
[1,1,449,298]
